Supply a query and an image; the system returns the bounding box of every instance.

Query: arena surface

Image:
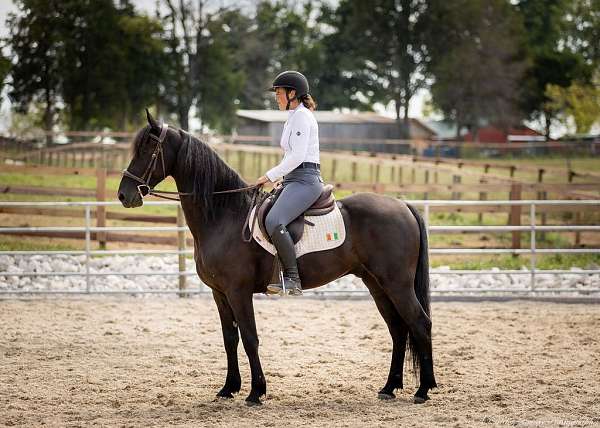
[1,298,599,427]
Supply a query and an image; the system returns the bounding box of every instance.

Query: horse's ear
[146,108,160,131]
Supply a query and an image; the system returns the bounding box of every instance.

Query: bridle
[121,123,260,202]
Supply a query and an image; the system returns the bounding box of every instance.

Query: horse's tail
[405,203,431,375]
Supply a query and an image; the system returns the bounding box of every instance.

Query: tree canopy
[2,0,599,138]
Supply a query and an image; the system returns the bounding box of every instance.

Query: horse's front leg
[212,290,241,398]
[226,290,266,405]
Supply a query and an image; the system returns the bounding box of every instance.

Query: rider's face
[275,87,296,111]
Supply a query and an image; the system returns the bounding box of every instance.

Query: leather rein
[121,123,260,202]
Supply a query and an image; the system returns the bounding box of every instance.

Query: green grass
[431,253,600,270]
[0,237,79,251]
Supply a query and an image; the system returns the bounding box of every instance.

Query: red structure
[462,126,546,143]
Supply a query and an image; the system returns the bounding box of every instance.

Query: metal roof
[237,110,398,124]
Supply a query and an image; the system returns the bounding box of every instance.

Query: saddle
[257,184,336,244]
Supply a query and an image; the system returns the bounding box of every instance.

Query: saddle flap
[255,183,336,245]
[257,195,304,244]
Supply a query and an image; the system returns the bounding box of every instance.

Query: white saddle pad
[249,202,346,258]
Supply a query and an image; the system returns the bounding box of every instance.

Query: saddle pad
[249,202,346,258]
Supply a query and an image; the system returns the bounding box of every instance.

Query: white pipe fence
[0,200,599,296]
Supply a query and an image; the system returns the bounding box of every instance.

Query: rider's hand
[255,175,271,186]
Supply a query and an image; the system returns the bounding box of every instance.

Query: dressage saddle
[257,184,336,244]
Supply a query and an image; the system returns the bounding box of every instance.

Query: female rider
[255,71,323,296]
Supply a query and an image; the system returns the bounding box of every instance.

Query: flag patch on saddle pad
[249,203,346,258]
[326,232,339,241]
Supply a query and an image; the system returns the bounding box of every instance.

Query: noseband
[122,123,260,201]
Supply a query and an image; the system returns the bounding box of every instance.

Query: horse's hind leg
[212,290,242,398]
[360,272,409,399]
[386,285,437,403]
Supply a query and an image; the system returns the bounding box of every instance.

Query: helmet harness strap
[285,88,294,110]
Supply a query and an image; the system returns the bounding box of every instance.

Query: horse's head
[118,109,180,208]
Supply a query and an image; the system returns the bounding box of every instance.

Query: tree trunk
[178,103,190,130]
[403,90,411,139]
[44,87,53,146]
[543,110,551,139]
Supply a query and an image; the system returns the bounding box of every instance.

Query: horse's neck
[173,174,246,243]
[171,141,248,242]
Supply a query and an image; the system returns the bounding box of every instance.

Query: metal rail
[1,200,599,296]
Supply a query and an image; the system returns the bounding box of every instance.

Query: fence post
[478,177,487,223]
[510,183,522,251]
[530,203,536,292]
[238,151,245,177]
[424,170,429,200]
[85,205,91,293]
[331,159,338,182]
[351,161,357,182]
[96,166,107,249]
[177,205,187,297]
[566,170,582,246]
[257,151,263,176]
[537,169,547,241]
[451,175,462,200]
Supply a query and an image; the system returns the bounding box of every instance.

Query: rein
[122,123,261,201]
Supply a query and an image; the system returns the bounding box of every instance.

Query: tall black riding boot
[266,224,302,296]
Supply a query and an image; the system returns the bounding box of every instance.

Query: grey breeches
[265,168,324,237]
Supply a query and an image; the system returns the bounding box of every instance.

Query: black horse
[118,112,437,405]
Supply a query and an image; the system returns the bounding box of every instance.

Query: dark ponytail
[300,94,317,111]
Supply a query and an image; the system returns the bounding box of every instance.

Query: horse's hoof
[413,394,430,404]
[245,398,262,407]
[216,391,234,399]
[378,392,395,400]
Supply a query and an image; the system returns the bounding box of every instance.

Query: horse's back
[339,192,421,271]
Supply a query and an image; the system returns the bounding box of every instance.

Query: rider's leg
[265,170,322,295]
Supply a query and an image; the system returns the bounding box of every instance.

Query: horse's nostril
[118,192,126,202]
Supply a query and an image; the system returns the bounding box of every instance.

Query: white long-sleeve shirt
[265,103,320,182]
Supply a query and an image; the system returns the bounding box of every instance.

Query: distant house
[235,110,435,153]
[462,126,546,143]
[423,120,546,143]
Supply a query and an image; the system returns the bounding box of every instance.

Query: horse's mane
[131,126,151,157]
[177,129,251,221]
[130,125,251,221]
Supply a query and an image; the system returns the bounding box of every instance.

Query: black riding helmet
[270,71,310,110]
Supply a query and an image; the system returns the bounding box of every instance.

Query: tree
[318,0,430,136]
[196,12,244,132]
[545,73,600,134]
[563,0,600,67]
[427,0,528,140]
[115,11,167,129]
[7,0,64,141]
[60,0,166,130]
[516,0,593,137]
[0,52,10,94]
[7,0,167,132]
[159,0,244,132]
